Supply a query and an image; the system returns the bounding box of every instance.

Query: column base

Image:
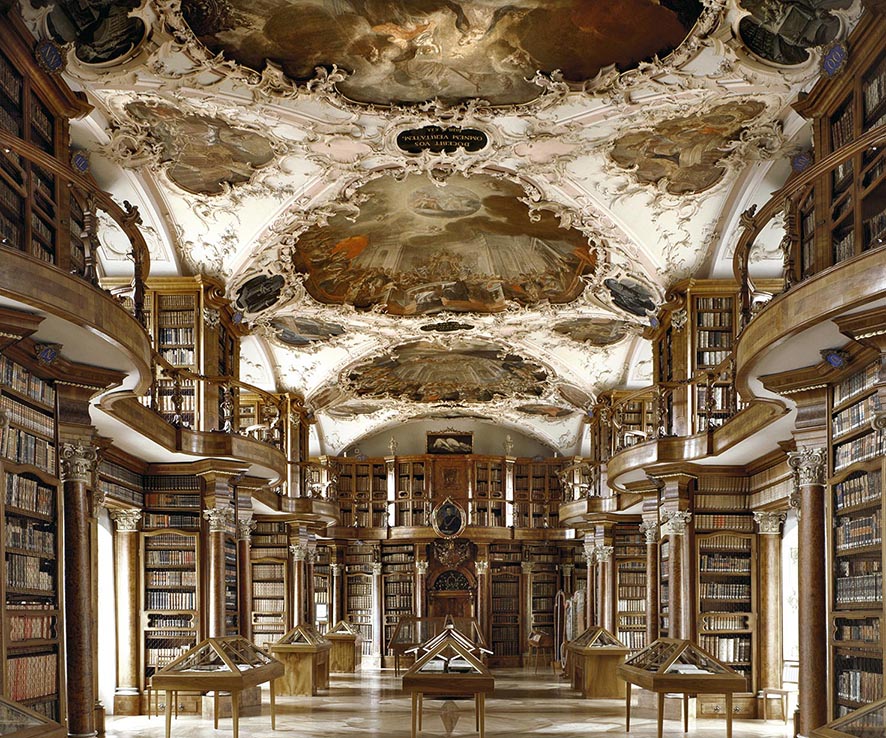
[112,693,141,716]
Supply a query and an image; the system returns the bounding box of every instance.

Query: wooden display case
[811,694,886,737]
[0,694,64,738]
[566,626,630,699]
[268,624,330,697]
[326,620,363,673]
[618,639,747,738]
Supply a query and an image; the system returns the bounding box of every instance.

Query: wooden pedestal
[328,633,361,673]
[270,645,330,696]
[567,645,628,699]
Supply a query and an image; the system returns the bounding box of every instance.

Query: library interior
[2,1,886,737]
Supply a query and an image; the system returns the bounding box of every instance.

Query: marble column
[595,545,615,633]
[237,517,256,641]
[583,540,596,626]
[788,448,828,736]
[662,510,692,639]
[203,506,234,637]
[290,544,308,625]
[330,563,343,625]
[476,559,490,642]
[60,443,98,738]
[371,561,383,658]
[640,519,660,646]
[755,510,786,710]
[415,560,428,617]
[109,509,142,716]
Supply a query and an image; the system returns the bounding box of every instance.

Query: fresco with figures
[552,318,630,346]
[181,0,703,105]
[290,173,598,315]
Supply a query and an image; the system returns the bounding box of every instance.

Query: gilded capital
[59,442,97,484]
[640,519,659,544]
[662,510,692,536]
[475,559,489,576]
[754,510,786,535]
[237,516,256,542]
[330,563,343,576]
[521,560,534,575]
[290,543,309,562]
[371,562,383,576]
[595,545,614,563]
[787,447,827,487]
[110,508,141,532]
[415,560,429,575]
[583,538,596,564]
[202,505,234,533]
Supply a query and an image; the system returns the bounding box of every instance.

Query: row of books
[835,514,882,551]
[533,582,558,597]
[617,598,646,612]
[0,54,22,100]
[6,553,53,592]
[835,660,882,704]
[252,597,284,613]
[253,563,285,580]
[695,515,755,533]
[99,480,143,507]
[696,330,733,349]
[7,611,55,649]
[30,213,52,243]
[381,551,414,563]
[694,493,750,510]
[835,619,880,643]
[156,309,196,328]
[384,579,412,595]
[835,362,879,406]
[699,582,751,599]
[864,62,886,119]
[146,570,197,587]
[834,428,886,471]
[6,652,57,701]
[144,492,200,508]
[833,228,857,264]
[1,427,56,474]
[699,554,751,572]
[0,356,55,406]
[5,473,54,515]
[348,595,371,611]
[619,614,646,628]
[144,549,196,567]
[835,573,883,604]
[253,546,288,559]
[143,512,199,529]
[384,594,413,610]
[253,581,284,598]
[144,590,196,610]
[158,327,195,345]
[835,471,882,511]
[833,394,881,438]
[700,613,749,631]
[696,297,733,311]
[5,520,53,554]
[145,645,191,669]
[618,573,646,587]
[832,106,854,149]
[699,635,751,664]
[160,347,196,367]
[618,631,647,650]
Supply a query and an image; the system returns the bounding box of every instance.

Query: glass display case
[617,638,747,738]
[326,620,363,673]
[811,697,886,738]
[565,626,630,699]
[388,615,487,675]
[0,696,64,738]
[150,636,284,738]
[268,624,331,696]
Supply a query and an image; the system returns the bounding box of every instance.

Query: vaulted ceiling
[23,0,862,454]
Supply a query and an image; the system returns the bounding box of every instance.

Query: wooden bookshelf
[829,357,886,719]
[614,525,646,653]
[250,520,289,648]
[382,543,414,650]
[313,545,330,634]
[489,544,522,665]
[693,292,736,430]
[529,545,558,640]
[0,354,63,722]
[345,544,374,655]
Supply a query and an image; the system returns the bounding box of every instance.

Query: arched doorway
[428,569,474,619]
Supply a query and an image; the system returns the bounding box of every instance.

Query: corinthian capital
[662,510,692,536]
[110,508,142,532]
[59,442,97,483]
[754,510,787,535]
[787,447,827,487]
[595,545,614,563]
[415,560,429,575]
[237,516,256,542]
[290,543,309,561]
[640,519,659,544]
[202,505,234,533]
[475,559,489,576]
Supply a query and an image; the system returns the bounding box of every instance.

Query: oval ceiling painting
[324,401,382,419]
[182,0,704,106]
[291,173,597,316]
[345,339,548,403]
[269,316,346,347]
[517,404,574,419]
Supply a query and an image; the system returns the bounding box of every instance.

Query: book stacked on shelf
[694,515,755,533]
[835,471,882,510]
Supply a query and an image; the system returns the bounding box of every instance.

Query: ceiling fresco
[609,100,767,195]
[40,0,147,65]
[290,173,598,315]
[516,403,574,419]
[344,339,549,403]
[181,0,703,106]
[552,317,630,346]
[267,316,347,347]
[123,101,276,195]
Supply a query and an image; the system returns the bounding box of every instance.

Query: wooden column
[583,540,596,626]
[415,560,428,617]
[521,560,534,651]
[476,558,490,643]
[203,506,233,637]
[306,548,316,625]
[663,510,692,639]
[596,545,615,633]
[640,519,660,646]
[754,511,786,704]
[371,561,383,658]
[788,448,828,736]
[109,509,142,716]
[60,442,99,738]
[330,563,343,624]
[290,543,308,625]
[237,517,255,641]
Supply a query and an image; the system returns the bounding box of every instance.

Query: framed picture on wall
[427,431,473,455]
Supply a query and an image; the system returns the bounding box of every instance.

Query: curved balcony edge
[604,398,787,492]
[0,249,152,392]
[735,248,886,398]
[278,497,341,528]
[98,390,287,485]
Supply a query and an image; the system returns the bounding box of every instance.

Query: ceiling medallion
[396,126,488,155]
[420,321,474,333]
